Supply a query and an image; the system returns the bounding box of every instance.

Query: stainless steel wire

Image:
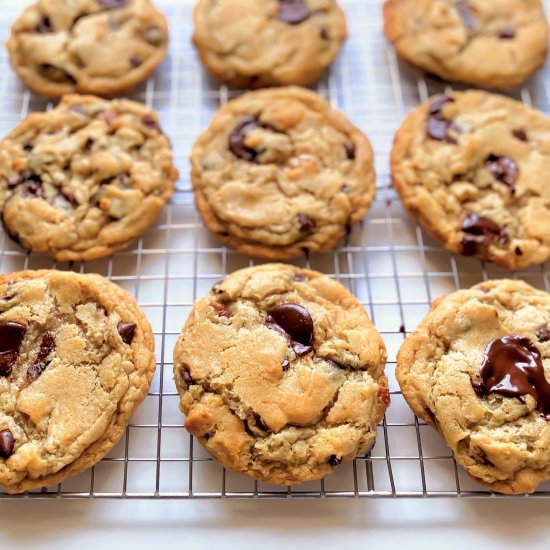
[0,0,549,499]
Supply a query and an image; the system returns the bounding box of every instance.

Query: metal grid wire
[0,0,550,499]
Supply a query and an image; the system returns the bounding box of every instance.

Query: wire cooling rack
[1,0,550,500]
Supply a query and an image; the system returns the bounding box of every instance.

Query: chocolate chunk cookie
[7,0,169,97]
[173,263,389,485]
[0,269,155,494]
[191,87,376,260]
[391,90,550,270]
[0,94,178,261]
[193,0,347,88]
[397,279,550,494]
[384,0,549,89]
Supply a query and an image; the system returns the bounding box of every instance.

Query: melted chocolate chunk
[298,213,315,233]
[117,322,136,345]
[512,129,528,142]
[327,454,341,467]
[98,0,129,9]
[228,116,261,161]
[294,272,308,282]
[36,16,53,33]
[484,154,519,189]
[536,326,550,343]
[498,28,515,39]
[281,358,290,370]
[292,341,313,356]
[27,332,55,382]
[427,95,458,143]
[0,321,26,377]
[461,213,508,256]
[182,366,195,386]
[343,142,355,160]
[130,55,142,68]
[254,414,269,432]
[212,301,231,318]
[0,429,14,459]
[455,0,475,29]
[472,336,550,419]
[278,0,310,24]
[267,304,313,347]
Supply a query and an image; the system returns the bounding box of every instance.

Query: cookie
[193,0,347,88]
[0,94,178,261]
[383,0,549,89]
[0,269,155,494]
[391,90,550,270]
[397,279,550,494]
[173,263,389,485]
[7,0,169,98]
[191,87,376,260]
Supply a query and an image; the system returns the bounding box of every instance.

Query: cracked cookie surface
[397,279,550,494]
[391,90,550,270]
[384,0,549,88]
[0,269,155,494]
[173,263,388,485]
[193,0,347,88]
[0,94,178,261]
[7,0,169,98]
[191,87,376,260]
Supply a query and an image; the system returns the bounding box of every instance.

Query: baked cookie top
[391,90,550,270]
[193,0,347,87]
[0,270,155,494]
[397,279,550,494]
[173,263,388,485]
[7,0,169,97]
[384,0,549,89]
[191,87,376,260]
[0,94,178,261]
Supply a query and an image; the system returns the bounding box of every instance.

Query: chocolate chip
[267,304,313,347]
[27,332,55,382]
[36,16,53,33]
[23,143,33,152]
[292,342,313,356]
[130,56,142,68]
[485,154,519,189]
[0,321,26,377]
[325,359,344,369]
[343,143,355,160]
[212,301,231,318]
[327,454,341,467]
[281,358,290,370]
[141,114,161,132]
[298,213,315,233]
[143,25,165,46]
[0,430,14,459]
[512,129,528,142]
[498,28,515,39]
[515,246,523,256]
[182,366,195,386]
[38,64,76,84]
[399,324,405,333]
[455,0,475,29]
[536,326,550,343]
[228,116,261,162]
[97,0,129,9]
[427,95,458,143]
[461,212,509,256]
[254,414,269,431]
[84,137,95,150]
[117,322,136,345]
[319,27,330,40]
[278,0,310,24]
